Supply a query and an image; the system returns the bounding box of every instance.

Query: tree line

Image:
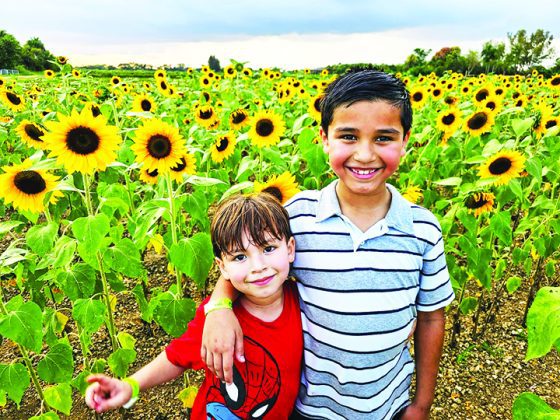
[0,28,557,75]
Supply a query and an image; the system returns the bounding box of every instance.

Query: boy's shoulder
[284,188,322,215]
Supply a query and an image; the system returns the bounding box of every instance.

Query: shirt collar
[315,181,415,235]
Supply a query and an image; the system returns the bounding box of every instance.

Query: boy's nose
[250,255,266,272]
[354,141,376,162]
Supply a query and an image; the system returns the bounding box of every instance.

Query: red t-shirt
[166,281,302,419]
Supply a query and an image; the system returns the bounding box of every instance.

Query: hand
[399,402,430,420]
[201,308,244,384]
[85,374,132,413]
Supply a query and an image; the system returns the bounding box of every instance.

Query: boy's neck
[335,182,392,232]
[239,289,285,322]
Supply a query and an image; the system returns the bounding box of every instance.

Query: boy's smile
[321,100,409,202]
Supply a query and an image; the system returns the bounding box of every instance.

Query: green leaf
[219,181,254,202]
[489,211,512,246]
[37,341,74,384]
[71,370,91,395]
[55,263,96,301]
[0,363,30,408]
[0,390,6,407]
[102,238,145,278]
[91,358,107,374]
[108,348,137,378]
[506,276,522,294]
[43,383,72,416]
[432,177,463,187]
[71,214,110,253]
[26,222,59,255]
[72,298,106,335]
[132,284,152,322]
[526,287,560,360]
[298,128,328,179]
[153,293,196,337]
[459,297,478,315]
[29,411,61,420]
[545,260,556,278]
[510,118,534,138]
[117,332,136,350]
[512,392,560,419]
[183,190,210,230]
[50,236,77,268]
[525,158,542,184]
[0,221,23,238]
[185,175,226,186]
[0,301,43,353]
[169,233,213,289]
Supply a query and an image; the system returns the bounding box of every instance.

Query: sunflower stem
[82,173,119,352]
[75,322,91,372]
[166,173,183,294]
[0,290,51,411]
[43,207,52,224]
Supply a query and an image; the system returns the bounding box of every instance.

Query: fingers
[212,353,224,383]
[235,328,245,363]
[222,350,234,384]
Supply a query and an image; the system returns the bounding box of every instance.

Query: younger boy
[201,70,455,419]
[85,193,302,419]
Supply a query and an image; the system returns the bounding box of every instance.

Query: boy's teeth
[353,168,376,175]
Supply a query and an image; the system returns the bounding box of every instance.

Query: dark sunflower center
[147,168,159,177]
[160,81,167,90]
[256,119,274,137]
[551,77,560,86]
[485,101,496,110]
[202,92,210,101]
[465,194,487,209]
[262,186,283,202]
[7,92,22,105]
[227,68,234,74]
[412,92,423,101]
[66,127,100,155]
[488,157,512,175]
[442,114,456,125]
[91,105,101,117]
[25,124,44,141]
[512,92,521,99]
[495,88,504,95]
[216,137,229,152]
[475,89,489,101]
[231,111,246,124]
[314,98,322,112]
[467,113,488,130]
[199,109,213,120]
[203,78,210,85]
[433,89,442,97]
[171,157,187,172]
[141,99,152,111]
[112,78,119,84]
[515,99,523,107]
[147,135,172,158]
[14,170,46,194]
[545,120,557,129]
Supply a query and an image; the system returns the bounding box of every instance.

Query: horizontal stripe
[303,330,408,356]
[302,298,416,316]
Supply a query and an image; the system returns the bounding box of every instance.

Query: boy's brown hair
[211,193,292,258]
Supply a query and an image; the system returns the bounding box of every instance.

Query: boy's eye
[340,134,357,141]
[232,254,246,262]
[376,136,393,142]
[263,245,276,253]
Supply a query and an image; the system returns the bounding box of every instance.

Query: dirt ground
[1,248,559,419]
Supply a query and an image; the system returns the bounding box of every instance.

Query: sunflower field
[0,59,559,419]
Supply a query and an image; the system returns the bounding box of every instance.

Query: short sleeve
[165,298,209,370]
[416,220,455,312]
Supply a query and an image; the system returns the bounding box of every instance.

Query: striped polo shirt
[285,181,455,420]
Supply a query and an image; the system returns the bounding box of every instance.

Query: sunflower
[224,65,237,79]
[464,192,495,217]
[132,94,157,114]
[549,74,560,89]
[154,69,167,79]
[84,102,103,118]
[43,108,122,174]
[482,97,502,114]
[254,172,301,204]
[534,112,559,138]
[402,185,423,203]
[0,77,5,88]
[478,150,526,186]
[194,104,218,128]
[0,90,26,112]
[436,108,462,135]
[57,56,68,65]
[131,119,186,174]
[409,87,427,109]
[199,76,212,88]
[156,78,169,93]
[110,76,121,86]
[321,69,329,77]
[72,69,81,78]
[169,152,197,182]
[139,167,160,185]
[0,160,60,213]
[464,109,494,136]
[16,120,47,150]
[210,133,236,163]
[242,68,253,78]
[473,86,491,103]
[248,110,285,148]
[44,69,55,79]
[308,94,323,121]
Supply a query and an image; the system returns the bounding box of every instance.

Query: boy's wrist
[122,376,140,409]
[204,298,233,316]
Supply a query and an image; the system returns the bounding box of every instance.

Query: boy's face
[216,231,295,304]
[321,100,410,200]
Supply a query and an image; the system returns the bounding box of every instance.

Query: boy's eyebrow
[334,127,401,134]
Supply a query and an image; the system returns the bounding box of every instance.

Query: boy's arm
[402,308,446,420]
[201,275,244,384]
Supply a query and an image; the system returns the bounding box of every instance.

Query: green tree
[481,41,507,73]
[21,37,55,71]
[208,55,221,72]
[0,30,22,69]
[507,29,555,72]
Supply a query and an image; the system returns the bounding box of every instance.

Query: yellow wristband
[122,377,140,409]
[204,298,233,316]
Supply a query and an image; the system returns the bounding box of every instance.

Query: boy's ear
[401,130,411,157]
[320,127,329,153]
[287,237,296,263]
[215,257,230,280]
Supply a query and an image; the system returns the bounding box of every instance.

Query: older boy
[85,193,302,419]
[202,70,455,419]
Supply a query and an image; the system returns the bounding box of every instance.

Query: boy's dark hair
[211,193,292,258]
[320,69,412,136]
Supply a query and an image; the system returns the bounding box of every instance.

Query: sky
[3,0,560,69]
